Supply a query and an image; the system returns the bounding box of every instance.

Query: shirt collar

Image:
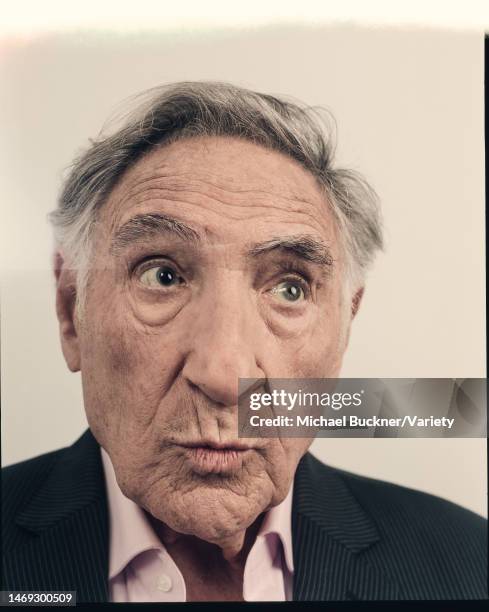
[101,447,163,579]
[258,484,294,573]
[101,447,294,577]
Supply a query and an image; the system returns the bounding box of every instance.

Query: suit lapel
[8,430,109,603]
[292,453,401,601]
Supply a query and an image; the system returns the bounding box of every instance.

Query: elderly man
[2,82,487,602]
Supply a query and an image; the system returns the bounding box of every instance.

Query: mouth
[178,440,255,475]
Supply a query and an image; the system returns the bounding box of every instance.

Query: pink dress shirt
[100,448,294,602]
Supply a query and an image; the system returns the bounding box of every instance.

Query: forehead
[100,136,337,247]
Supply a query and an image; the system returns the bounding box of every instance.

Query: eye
[270,280,306,303]
[139,265,183,289]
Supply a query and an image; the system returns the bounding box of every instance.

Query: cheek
[261,438,313,503]
[280,438,314,467]
[282,307,346,377]
[79,297,180,445]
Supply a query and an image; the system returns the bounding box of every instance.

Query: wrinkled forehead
[96,136,340,260]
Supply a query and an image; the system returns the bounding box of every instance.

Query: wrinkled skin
[55,136,362,592]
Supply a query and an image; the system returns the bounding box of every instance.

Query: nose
[180,273,265,407]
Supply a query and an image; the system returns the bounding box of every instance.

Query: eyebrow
[247,235,334,267]
[110,213,202,253]
[110,212,334,268]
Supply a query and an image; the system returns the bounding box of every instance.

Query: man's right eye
[139,265,184,289]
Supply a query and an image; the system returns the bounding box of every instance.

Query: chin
[147,481,266,541]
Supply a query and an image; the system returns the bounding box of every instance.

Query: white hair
[49,81,383,317]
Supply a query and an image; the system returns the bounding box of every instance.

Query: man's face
[60,136,355,545]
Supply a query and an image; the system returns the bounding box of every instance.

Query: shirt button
[156,574,173,592]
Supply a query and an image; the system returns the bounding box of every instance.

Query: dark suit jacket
[2,429,487,601]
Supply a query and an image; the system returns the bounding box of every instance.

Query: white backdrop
[0,25,486,516]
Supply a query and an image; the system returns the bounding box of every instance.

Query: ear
[339,286,365,354]
[351,287,364,318]
[54,250,81,372]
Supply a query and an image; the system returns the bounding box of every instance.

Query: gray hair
[49,81,383,314]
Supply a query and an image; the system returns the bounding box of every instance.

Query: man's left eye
[139,265,183,289]
[270,281,306,303]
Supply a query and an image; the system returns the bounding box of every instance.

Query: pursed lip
[178,439,257,451]
[176,439,258,475]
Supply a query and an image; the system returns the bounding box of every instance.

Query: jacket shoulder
[2,447,64,478]
[2,432,109,602]
[2,447,65,494]
[334,461,487,535]
[2,448,66,548]
[312,456,487,598]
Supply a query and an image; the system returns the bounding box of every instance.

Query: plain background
[0,25,486,517]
